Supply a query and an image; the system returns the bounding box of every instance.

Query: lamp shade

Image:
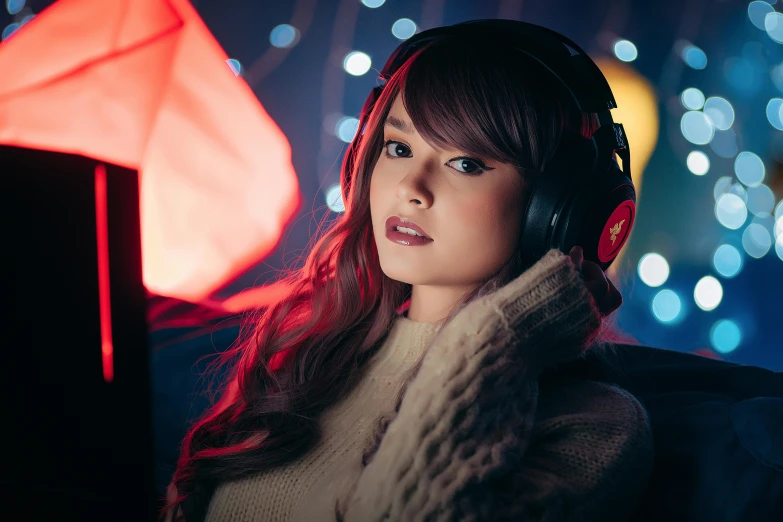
[0,0,301,302]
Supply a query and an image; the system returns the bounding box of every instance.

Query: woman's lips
[386,228,434,246]
[384,216,433,246]
[385,216,431,238]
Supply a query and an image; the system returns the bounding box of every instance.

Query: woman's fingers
[567,248,623,317]
[582,261,609,302]
[569,246,584,273]
[602,277,623,316]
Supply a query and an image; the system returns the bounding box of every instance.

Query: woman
[163,19,653,522]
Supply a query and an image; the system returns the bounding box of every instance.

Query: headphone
[343,19,636,271]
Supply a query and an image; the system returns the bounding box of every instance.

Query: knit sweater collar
[372,315,440,368]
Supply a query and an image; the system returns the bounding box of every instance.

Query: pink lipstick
[385,216,433,246]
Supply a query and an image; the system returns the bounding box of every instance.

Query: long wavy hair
[163,35,615,522]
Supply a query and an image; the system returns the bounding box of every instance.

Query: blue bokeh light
[6,0,25,16]
[766,98,783,130]
[710,319,742,354]
[713,244,743,278]
[682,44,707,69]
[734,151,766,187]
[613,39,638,62]
[225,59,242,76]
[703,97,735,130]
[652,289,683,324]
[392,19,417,40]
[336,116,360,143]
[2,22,19,41]
[749,1,775,30]
[681,111,715,145]
[681,87,705,110]
[325,184,345,213]
[270,24,299,48]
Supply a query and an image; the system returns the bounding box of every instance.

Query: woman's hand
[569,246,622,317]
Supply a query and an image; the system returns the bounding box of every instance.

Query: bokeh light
[713,244,743,278]
[652,289,683,323]
[703,97,735,130]
[746,184,776,216]
[681,44,707,69]
[742,223,772,258]
[613,39,638,62]
[776,200,783,220]
[728,181,749,203]
[681,111,715,145]
[343,51,372,76]
[685,150,710,176]
[270,24,299,48]
[709,129,739,158]
[724,57,758,92]
[361,0,386,7]
[638,253,670,287]
[713,176,733,201]
[710,319,742,354]
[752,213,776,235]
[392,18,417,40]
[765,12,783,44]
[766,98,783,130]
[772,63,783,92]
[734,151,766,187]
[225,59,242,76]
[325,184,345,212]
[694,276,723,311]
[681,87,705,110]
[6,0,25,16]
[686,150,710,175]
[336,116,359,143]
[715,193,748,230]
[2,22,19,40]
[749,1,775,30]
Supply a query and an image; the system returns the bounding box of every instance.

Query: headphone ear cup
[518,173,565,269]
[556,160,636,270]
[517,134,597,269]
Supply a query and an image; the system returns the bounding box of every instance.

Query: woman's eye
[384,140,411,158]
[446,158,488,175]
[383,140,492,176]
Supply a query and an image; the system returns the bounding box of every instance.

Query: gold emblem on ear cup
[609,219,626,245]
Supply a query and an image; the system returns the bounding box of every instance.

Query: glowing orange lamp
[0,0,301,303]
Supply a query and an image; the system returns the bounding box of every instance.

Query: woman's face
[369,94,528,322]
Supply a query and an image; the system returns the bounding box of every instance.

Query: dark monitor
[6,145,157,521]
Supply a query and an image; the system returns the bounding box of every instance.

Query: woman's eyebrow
[384,115,415,135]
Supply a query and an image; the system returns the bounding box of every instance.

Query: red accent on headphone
[597,199,635,263]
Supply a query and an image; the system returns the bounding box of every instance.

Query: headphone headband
[379,20,617,114]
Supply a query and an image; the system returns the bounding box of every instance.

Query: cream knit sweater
[204,250,653,522]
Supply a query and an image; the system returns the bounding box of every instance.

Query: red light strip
[94,164,114,383]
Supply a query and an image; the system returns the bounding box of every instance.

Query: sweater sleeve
[505,378,654,522]
[339,249,629,522]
